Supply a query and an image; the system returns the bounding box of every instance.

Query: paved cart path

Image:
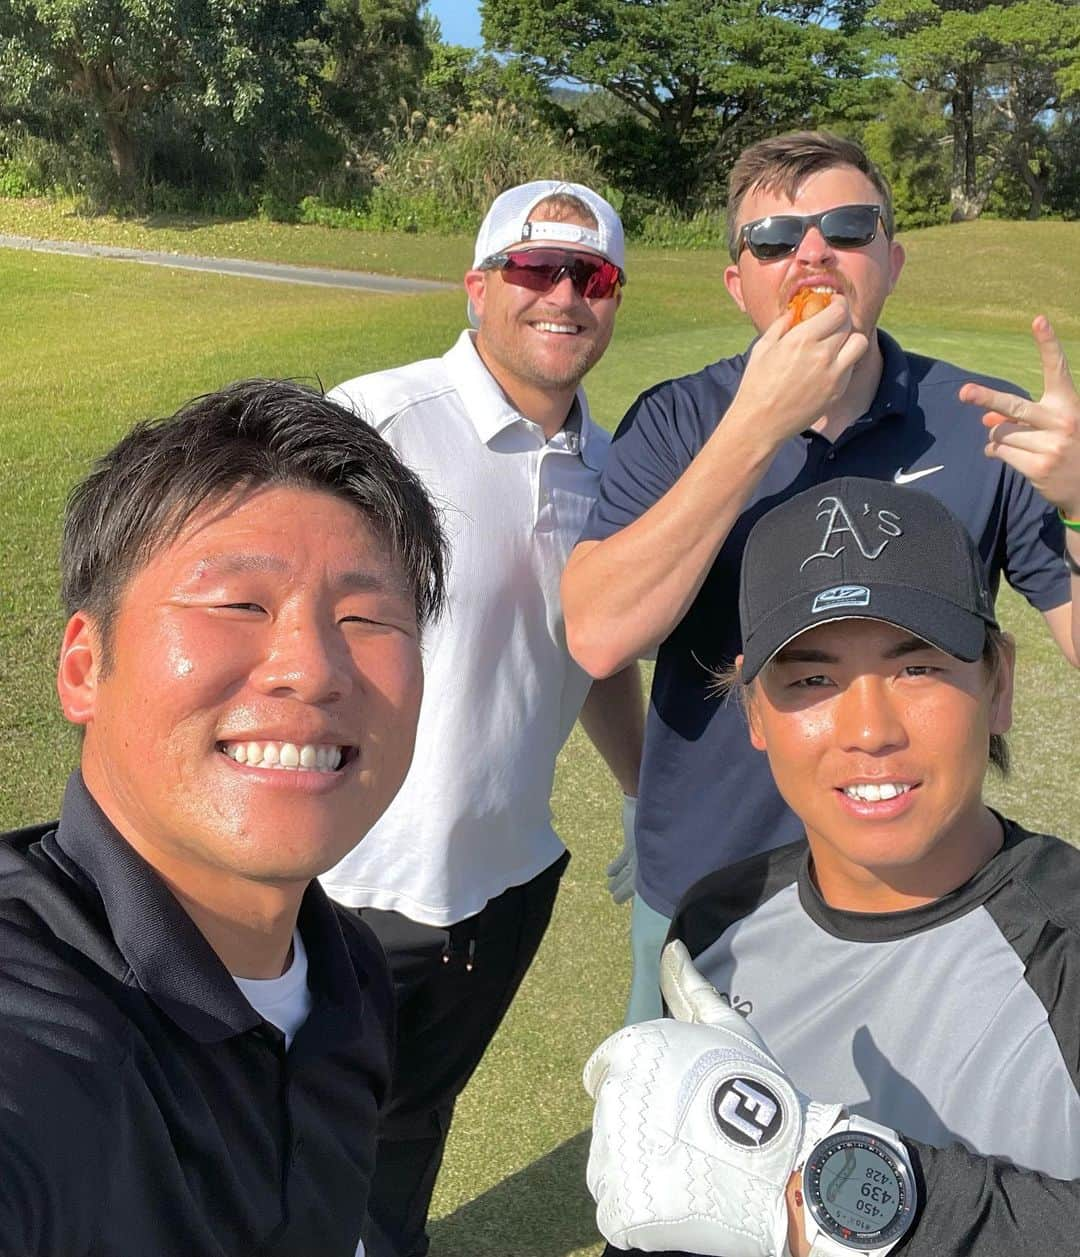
[0,232,455,294]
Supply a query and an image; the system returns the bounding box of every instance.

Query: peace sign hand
[959,316,1080,520]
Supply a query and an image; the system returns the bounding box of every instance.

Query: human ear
[887,240,906,293]
[988,633,1015,736]
[57,611,101,726]
[464,269,488,322]
[737,655,768,751]
[723,263,747,313]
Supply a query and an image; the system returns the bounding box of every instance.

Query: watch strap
[802,1114,913,1257]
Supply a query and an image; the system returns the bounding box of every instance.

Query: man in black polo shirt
[562,129,1080,1022]
[0,380,446,1256]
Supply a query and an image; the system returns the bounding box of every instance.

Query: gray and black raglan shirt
[672,816,1080,1256]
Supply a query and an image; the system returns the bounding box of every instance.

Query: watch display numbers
[805,1129,916,1252]
[860,1180,893,1204]
[818,1145,902,1234]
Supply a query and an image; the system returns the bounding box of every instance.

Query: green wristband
[1060,507,1080,532]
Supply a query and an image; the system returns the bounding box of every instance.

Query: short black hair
[62,379,447,668]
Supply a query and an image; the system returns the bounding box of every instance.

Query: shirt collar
[796,812,1022,943]
[444,330,606,469]
[52,773,362,1045]
[864,329,913,423]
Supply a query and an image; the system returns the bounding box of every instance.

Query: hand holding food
[722,293,868,450]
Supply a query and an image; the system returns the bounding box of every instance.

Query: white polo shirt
[319,331,610,926]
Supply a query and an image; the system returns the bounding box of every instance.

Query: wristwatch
[802,1113,917,1255]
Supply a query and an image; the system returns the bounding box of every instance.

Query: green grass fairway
[1,209,1078,1256]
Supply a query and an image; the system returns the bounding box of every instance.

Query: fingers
[583,1033,618,1099]
[659,941,764,1044]
[960,382,1047,428]
[835,330,870,376]
[608,861,634,904]
[984,440,1066,485]
[759,304,799,349]
[986,421,1056,452]
[1032,315,1076,397]
[606,848,629,878]
[785,294,852,341]
[962,316,1078,427]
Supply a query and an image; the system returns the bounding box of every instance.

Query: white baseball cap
[467,180,625,325]
[471,180,625,270]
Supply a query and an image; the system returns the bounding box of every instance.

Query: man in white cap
[320,181,644,1257]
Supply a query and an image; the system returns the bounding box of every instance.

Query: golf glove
[606,795,638,905]
[583,939,842,1257]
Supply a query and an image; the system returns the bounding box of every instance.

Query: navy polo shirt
[0,774,394,1256]
[580,331,1069,916]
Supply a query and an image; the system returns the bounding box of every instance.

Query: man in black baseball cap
[584,477,1080,1257]
[739,474,998,680]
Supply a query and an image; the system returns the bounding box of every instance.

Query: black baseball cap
[739,477,998,681]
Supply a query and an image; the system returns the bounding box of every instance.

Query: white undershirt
[232,930,312,1049]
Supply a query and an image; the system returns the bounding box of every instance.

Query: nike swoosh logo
[894,465,944,485]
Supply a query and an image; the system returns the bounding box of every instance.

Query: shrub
[366,103,605,232]
[635,205,728,250]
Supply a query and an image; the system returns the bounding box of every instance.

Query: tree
[480,0,865,207]
[310,0,429,148]
[871,0,1080,220]
[0,0,322,197]
[416,41,543,124]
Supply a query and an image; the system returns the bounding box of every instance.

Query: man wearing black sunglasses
[319,180,644,1257]
[562,129,1080,1028]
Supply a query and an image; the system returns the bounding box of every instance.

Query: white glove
[583,940,842,1257]
[606,795,638,905]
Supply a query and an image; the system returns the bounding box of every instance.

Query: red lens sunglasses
[481,248,625,300]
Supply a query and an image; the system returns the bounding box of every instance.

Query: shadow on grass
[141,212,252,231]
[429,1129,600,1257]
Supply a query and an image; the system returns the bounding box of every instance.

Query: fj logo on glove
[712,1077,784,1148]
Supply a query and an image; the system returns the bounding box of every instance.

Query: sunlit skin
[464,211,621,438]
[57,485,424,976]
[722,166,906,435]
[743,619,1014,913]
[724,164,905,344]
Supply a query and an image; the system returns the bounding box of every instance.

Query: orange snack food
[787,289,833,324]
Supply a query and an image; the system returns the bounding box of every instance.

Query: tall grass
[281,104,605,234]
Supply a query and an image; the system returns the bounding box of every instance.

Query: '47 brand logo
[800,495,903,571]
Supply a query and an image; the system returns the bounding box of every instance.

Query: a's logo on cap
[712,1077,784,1148]
[800,496,903,571]
[813,585,871,613]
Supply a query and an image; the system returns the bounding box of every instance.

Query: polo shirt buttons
[826,449,837,460]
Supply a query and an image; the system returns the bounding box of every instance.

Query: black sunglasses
[736,204,883,261]
[480,248,625,300]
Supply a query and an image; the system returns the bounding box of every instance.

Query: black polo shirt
[0,774,393,1256]
[580,331,1070,916]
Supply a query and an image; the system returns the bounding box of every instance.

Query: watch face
[804,1131,915,1251]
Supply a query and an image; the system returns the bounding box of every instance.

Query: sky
[425,0,483,48]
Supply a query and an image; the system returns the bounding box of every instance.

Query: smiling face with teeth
[58,484,424,909]
[744,618,1014,912]
[465,205,621,429]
